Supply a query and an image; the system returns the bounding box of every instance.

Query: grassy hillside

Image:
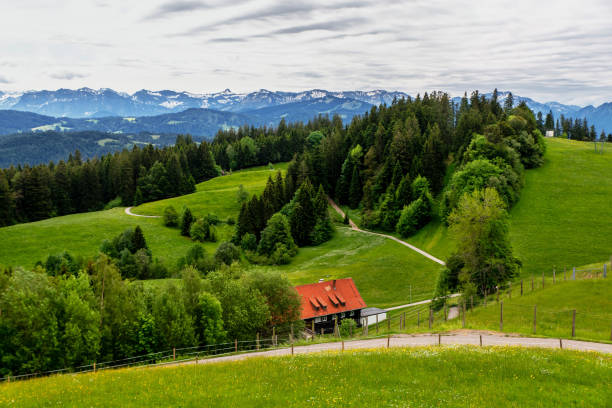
[2,347,609,407]
[256,226,444,309]
[387,278,612,343]
[0,164,285,269]
[509,138,612,275]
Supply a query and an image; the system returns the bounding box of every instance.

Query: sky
[0,0,611,106]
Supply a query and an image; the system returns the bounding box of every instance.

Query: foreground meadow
[1,347,610,407]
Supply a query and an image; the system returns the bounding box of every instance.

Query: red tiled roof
[294,278,367,320]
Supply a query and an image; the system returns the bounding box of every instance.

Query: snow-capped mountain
[0,88,409,118]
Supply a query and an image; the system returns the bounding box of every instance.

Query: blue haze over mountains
[0,87,610,138]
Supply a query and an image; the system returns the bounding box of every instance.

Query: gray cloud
[181,0,371,36]
[145,1,211,20]
[49,71,88,80]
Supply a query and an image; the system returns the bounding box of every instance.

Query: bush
[396,196,431,237]
[311,218,334,245]
[103,197,123,211]
[339,318,357,337]
[269,243,293,265]
[215,242,241,266]
[226,216,235,225]
[205,213,220,225]
[240,233,257,251]
[190,219,210,242]
[163,206,179,227]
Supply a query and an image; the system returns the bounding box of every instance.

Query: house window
[314,317,321,323]
[321,315,328,322]
[350,311,354,316]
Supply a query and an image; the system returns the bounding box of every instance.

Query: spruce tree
[0,172,14,227]
[503,92,514,113]
[132,226,148,251]
[348,166,362,209]
[289,179,316,246]
[180,207,195,237]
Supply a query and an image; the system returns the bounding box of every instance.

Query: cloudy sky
[1,0,611,105]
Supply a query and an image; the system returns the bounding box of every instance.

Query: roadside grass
[0,164,286,269]
[384,278,612,343]
[254,226,444,309]
[1,347,609,407]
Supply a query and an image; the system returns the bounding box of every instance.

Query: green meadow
[1,347,609,407]
[255,226,444,309]
[0,164,285,269]
[509,138,612,276]
[386,278,612,343]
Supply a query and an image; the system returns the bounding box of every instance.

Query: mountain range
[1,88,611,137]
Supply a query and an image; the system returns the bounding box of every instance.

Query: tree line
[0,252,302,377]
[0,135,218,227]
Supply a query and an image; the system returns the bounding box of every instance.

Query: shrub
[205,213,220,225]
[215,242,241,266]
[240,233,257,252]
[396,196,431,237]
[339,318,357,337]
[311,218,334,245]
[190,219,210,242]
[163,206,179,227]
[103,197,122,210]
[226,216,235,225]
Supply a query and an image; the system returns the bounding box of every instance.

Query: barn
[294,278,366,334]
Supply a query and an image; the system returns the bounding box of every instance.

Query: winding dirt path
[326,197,446,266]
[124,207,161,218]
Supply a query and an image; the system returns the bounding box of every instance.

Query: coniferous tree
[0,172,14,226]
[503,92,514,113]
[289,179,316,246]
[421,123,446,193]
[180,207,195,237]
[348,166,362,209]
[132,226,148,252]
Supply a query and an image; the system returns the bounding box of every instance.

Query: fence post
[342,340,344,352]
[500,301,503,332]
[417,311,420,327]
[533,305,537,334]
[462,303,466,328]
[93,362,96,373]
[256,332,260,350]
[572,310,576,337]
[291,340,294,356]
[234,339,237,353]
[604,263,607,278]
[320,328,324,337]
[291,323,295,342]
[572,267,576,280]
[521,280,523,296]
[387,334,390,348]
[403,312,406,330]
[559,339,563,349]
[376,314,379,334]
[479,335,482,346]
[444,304,448,321]
[311,320,314,336]
[438,333,441,346]
[496,286,499,303]
[429,308,433,329]
[272,326,276,345]
[173,347,176,360]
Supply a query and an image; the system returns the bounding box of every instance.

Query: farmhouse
[295,278,366,334]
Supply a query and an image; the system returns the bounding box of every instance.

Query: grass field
[0,164,285,269]
[509,138,612,276]
[386,278,612,343]
[255,225,445,309]
[1,347,610,407]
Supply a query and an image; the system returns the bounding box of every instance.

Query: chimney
[333,279,336,290]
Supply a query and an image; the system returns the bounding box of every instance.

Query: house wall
[304,309,363,334]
